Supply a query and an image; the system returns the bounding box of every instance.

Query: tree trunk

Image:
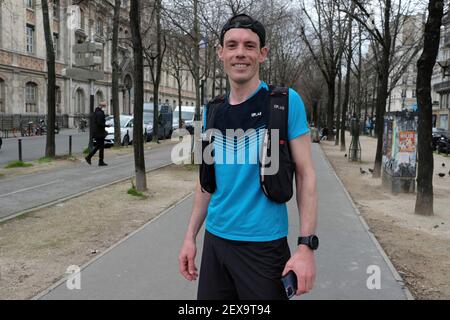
[212,53,217,98]
[130,0,147,191]
[341,13,353,152]
[415,0,443,216]
[152,0,162,143]
[112,0,121,148]
[326,78,335,141]
[335,67,342,146]
[357,24,363,117]
[42,0,55,157]
[372,0,392,178]
[192,0,201,163]
[313,100,319,128]
[178,79,182,131]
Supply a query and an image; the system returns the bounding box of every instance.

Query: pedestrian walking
[85,101,108,166]
[178,14,318,300]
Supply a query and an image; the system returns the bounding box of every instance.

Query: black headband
[220,14,266,48]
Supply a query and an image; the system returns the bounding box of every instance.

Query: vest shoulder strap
[205,94,226,130]
[268,85,289,141]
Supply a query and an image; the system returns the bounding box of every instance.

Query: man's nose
[235,44,246,57]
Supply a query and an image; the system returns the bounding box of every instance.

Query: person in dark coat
[85,101,108,166]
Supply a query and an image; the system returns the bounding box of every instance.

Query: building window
[25,82,38,113]
[26,0,34,10]
[26,25,35,54]
[0,79,5,113]
[75,88,85,114]
[53,33,59,58]
[55,86,61,114]
[97,19,103,37]
[53,0,60,20]
[439,114,448,129]
[80,9,85,31]
[95,90,104,108]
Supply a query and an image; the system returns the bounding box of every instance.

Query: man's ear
[217,45,224,61]
[259,46,269,63]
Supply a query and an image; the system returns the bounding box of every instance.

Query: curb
[317,144,415,300]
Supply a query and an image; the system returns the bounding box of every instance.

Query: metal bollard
[18,139,22,162]
[69,135,72,156]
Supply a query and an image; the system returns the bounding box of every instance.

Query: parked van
[143,103,173,140]
[173,106,202,135]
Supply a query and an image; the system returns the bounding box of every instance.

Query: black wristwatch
[297,235,319,250]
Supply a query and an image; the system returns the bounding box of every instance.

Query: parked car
[432,127,448,151]
[143,103,173,141]
[437,131,450,154]
[104,115,134,146]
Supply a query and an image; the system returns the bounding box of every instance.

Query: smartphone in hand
[281,271,298,299]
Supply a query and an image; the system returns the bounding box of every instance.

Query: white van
[173,106,202,134]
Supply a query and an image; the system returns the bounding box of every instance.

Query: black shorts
[197,230,291,300]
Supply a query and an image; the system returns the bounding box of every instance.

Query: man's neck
[228,78,261,105]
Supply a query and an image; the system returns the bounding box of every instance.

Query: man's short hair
[220,14,266,48]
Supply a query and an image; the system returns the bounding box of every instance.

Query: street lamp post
[437,59,450,77]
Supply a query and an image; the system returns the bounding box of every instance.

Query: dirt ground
[0,163,197,300]
[320,132,450,300]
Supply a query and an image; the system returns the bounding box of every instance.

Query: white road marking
[0,180,60,198]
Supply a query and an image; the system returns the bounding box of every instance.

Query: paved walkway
[37,144,411,300]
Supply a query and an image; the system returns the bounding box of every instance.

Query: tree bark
[326,78,335,140]
[112,0,121,148]
[415,0,443,216]
[42,0,56,157]
[341,10,354,152]
[372,0,392,178]
[130,0,147,191]
[335,66,342,146]
[152,0,162,143]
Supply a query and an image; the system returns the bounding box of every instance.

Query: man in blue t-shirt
[178,14,318,300]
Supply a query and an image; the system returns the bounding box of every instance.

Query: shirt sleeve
[288,88,310,141]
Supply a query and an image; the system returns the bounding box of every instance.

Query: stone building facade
[0,0,217,129]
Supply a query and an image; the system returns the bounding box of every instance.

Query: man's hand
[178,238,198,281]
[282,245,316,295]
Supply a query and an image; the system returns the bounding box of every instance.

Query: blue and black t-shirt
[203,81,309,242]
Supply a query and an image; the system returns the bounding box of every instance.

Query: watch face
[310,236,319,250]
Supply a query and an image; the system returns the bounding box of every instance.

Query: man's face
[218,28,268,85]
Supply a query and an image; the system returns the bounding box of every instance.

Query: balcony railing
[433,80,450,92]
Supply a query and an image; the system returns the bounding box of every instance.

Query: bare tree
[415,0,444,216]
[166,32,187,130]
[142,0,165,143]
[130,0,147,191]
[300,0,350,141]
[340,2,357,151]
[346,0,423,177]
[42,0,56,157]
